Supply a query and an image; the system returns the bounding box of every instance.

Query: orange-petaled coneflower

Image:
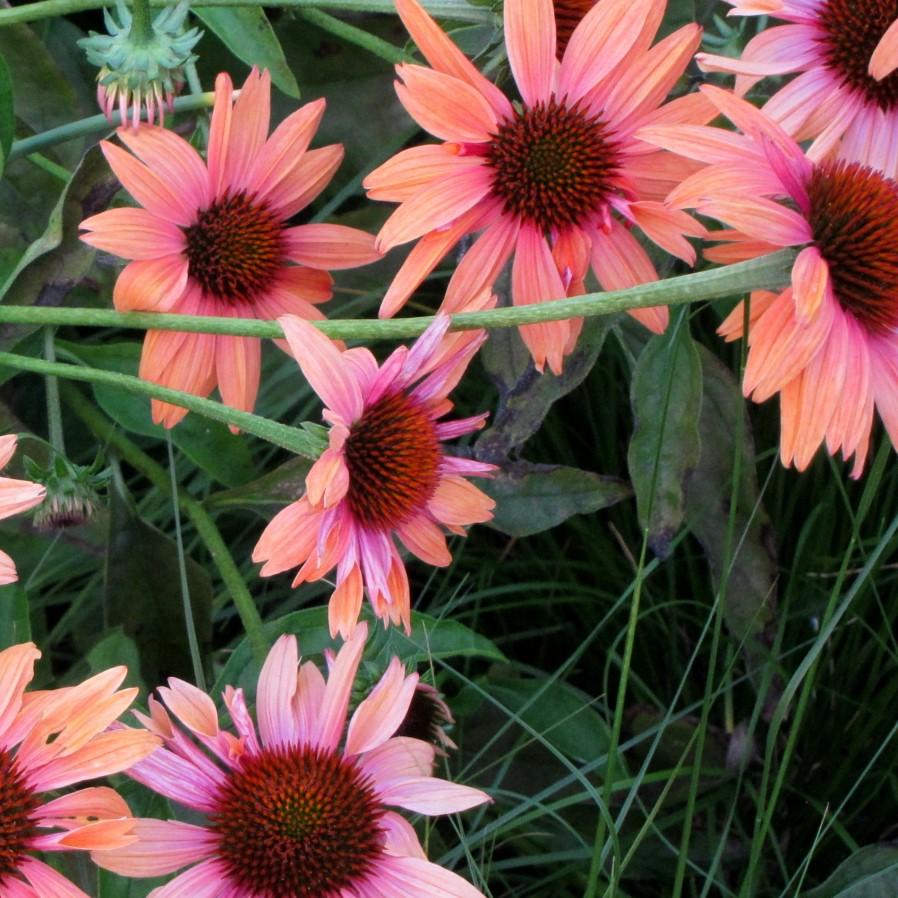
[640,84,898,476]
[80,67,381,427]
[364,0,709,375]
[252,308,496,638]
[92,626,490,898]
[0,642,159,897]
[698,0,898,166]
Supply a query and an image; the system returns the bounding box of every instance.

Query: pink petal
[247,98,327,206]
[696,196,811,246]
[113,255,189,313]
[371,855,487,898]
[294,659,327,744]
[346,658,418,756]
[395,65,498,142]
[0,642,40,743]
[381,810,426,859]
[80,207,185,260]
[504,0,555,106]
[116,125,210,210]
[558,0,654,103]
[379,205,483,317]
[264,144,344,221]
[364,144,483,202]
[0,478,46,520]
[511,225,569,375]
[870,17,898,80]
[395,0,512,119]
[221,67,271,192]
[378,776,490,815]
[92,819,216,877]
[428,475,494,526]
[215,334,261,418]
[0,433,17,468]
[630,201,704,265]
[20,859,90,898]
[283,224,380,270]
[149,858,233,898]
[256,634,299,748]
[443,214,519,312]
[396,515,452,566]
[279,315,364,422]
[376,164,491,250]
[329,562,364,639]
[357,735,436,784]
[100,140,195,226]
[206,71,234,196]
[791,245,830,323]
[312,620,368,752]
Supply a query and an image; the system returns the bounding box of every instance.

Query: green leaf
[213,609,506,698]
[0,583,31,649]
[206,456,310,510]
[194,7,300,98]
[685,346,777,653]
[0,147,118,349]
[58,341,256,488]
[87,627,146,694]
[477,318,612,461]
[485,675,612,762]
[484,461,631,537]
[804,846,898,898]
[627,316,703,557]
[104,481,212,686]
[0,53,13,175]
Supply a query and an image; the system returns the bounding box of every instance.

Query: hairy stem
[0,250,796,339]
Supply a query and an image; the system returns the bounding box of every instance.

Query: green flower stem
[296,8,411,64]
[43,328,66,455]
[61,383,268,663]
[129,0,153,46]
[0,352,324,458]
[7,91,216,162]
[0,250,797,339]
[0,0,493,27]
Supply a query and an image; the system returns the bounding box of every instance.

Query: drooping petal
[511,225,570,375]
[215,334,261,419]
[370,855,487,898]
[791,245,830,323]
[312,620,368,752]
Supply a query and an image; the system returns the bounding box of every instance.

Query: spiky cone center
[807,159,898,333]
[819,0,898,108]
[184,191,284,303]
[344,391,442,530]
[0,750,39,887]
[485,97,621,232]
[210,745,385,898]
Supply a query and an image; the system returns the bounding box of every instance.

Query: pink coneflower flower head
[641,84,898,476]
[80,67,381,428]
[0,435,46,585]
[697,0,898,163]
[364,0,709,374]
[93,625,491,898]
[0,642,159,897]
[253,307,496,638]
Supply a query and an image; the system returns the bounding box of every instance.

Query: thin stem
[63,383,268,663]
[43,328,66,456]
[0,0,494,27]
[0,352,324,458]
[166,432,207,690]
[129,0,153,45]
[297,8,411,63]
[8,91,216,161]
[0,250,796,339]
